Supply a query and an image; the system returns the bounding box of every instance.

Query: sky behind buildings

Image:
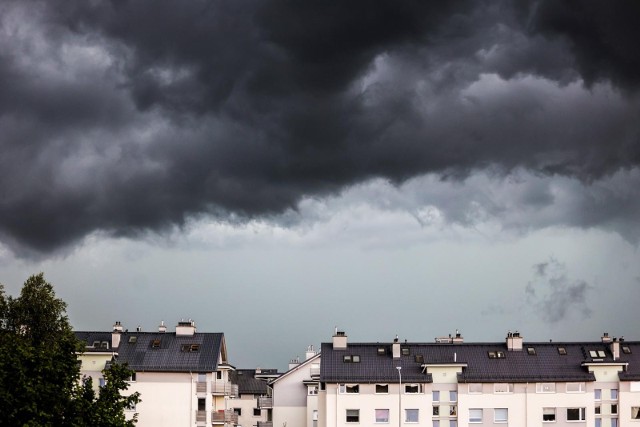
[1,0,640,370]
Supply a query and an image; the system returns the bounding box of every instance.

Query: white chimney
[306,345,317,360]
[112,321,123,348]
[288,357,300,370]
[392,335,401,359]
[601,332,612,343]
[158,320,167,333]
[176,319,196,336]
[333,330,347,349]
[506,331,523,351]
[611,337,620,361]
[452,329,464,344]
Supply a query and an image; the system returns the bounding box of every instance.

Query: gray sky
[1,0,640,370]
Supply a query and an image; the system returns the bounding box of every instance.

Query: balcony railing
[195,410,206,422]
[211,410,238,424]
[257,422,273,427]
[211,380,238,397]
[309,367,320,377]
[196,381,207,393]
[257,396,273,408]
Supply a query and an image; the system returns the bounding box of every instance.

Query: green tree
[0,273,139,427]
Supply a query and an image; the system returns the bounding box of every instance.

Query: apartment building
[229,368,279,427]
[75,330,117,391]
[271,346,322,427]
[77,320,237,427]
[317,330,640,427]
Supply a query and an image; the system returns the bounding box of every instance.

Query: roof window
[415,354,424,363]
[377,347,386,355]
[128,336,137,344]
[343,355,360,363]
[401,347,410,356]
[151,339,161,349]
[181,344,200,352]
[558,347,567,355]
[527,347,536,355]
[622,346,632,354]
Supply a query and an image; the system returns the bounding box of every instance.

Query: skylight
[527,347,536,355]
[558,347,567,355]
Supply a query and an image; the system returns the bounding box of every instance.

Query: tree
[0,273,140,427]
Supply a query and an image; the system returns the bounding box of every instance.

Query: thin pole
[396,366,402,427]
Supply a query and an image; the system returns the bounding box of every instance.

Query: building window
[375,409,389,423]
[405,409,419,423]
[433,421,439,427]
[405,384,422,394]
[376,384,389,394]
[98,377,106,387]
[126,402,136,411]
[595,389,602,400]
[415,355,424,363]
[611,419,618,427]
[346,409,359,423]
[494,383,513,393]
[595,405,601,414]
[433,406,439,416]
[494,408,508,423]
[308,385,318,395]
[449,421,457,427]
[432,390,440,401]
[536,383,555,393]
[234,408,242,416]
[253,408,261,416]
[449,406,457,416]
[449,391,457,402]
[468,383,482,394]
[595,419,601,427]
[343,355,361,363]
[611,389,619,399]
[566,408,586,421]
[611,404,618,415]
[632,407,640,419]
[566,382,585,393]
[543,408,556,422]
[469,409,483,423]
[558,347,567,355]
[527,347,536,355]
[377,347,386,355]
[402,347,410,356]
[623,346,632,354]
[339,384,359,394]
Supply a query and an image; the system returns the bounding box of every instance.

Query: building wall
[232,394,269,427]
[77,352,112,391]
[272,355,320,427]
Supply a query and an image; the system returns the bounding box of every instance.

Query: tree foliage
[0,273,140,427]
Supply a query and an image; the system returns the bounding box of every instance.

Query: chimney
[112,321,123,348]
[506,331,523,351]
[288,357,300,370]
[176,319,196,336]
[158,320,167,333]
[452,329,464,344]
[601,332,611,343]
[306,345,317,360]
[333,329,347,349]
[392,335,401,359]
[611,337,620,361]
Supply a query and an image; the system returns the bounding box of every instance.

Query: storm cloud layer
[1,0,640,256]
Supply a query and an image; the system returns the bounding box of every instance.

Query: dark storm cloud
[525,258,593,323]
[1,0,640,256]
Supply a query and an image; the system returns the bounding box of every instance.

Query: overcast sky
[1,0,640,370]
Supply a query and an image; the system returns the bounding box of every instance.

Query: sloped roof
[230,369,274,395]
[75,331,114,353]
[320,340,640,383]
[115,331,224,372]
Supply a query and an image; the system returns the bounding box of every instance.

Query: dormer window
[151,339,161,348]
[339,384,359,394]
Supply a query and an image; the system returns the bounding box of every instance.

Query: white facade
[272,351,321,427]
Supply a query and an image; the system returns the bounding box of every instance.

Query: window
[151,339,161,348]
[415,355,424,363]
[377,347,386,355]
[375,409,389,423]
[126,402,136,411]
[611,419,618,427]
[127,372,137,382]
[623,346,632,354]
[598,350,606,358]
[469,409,483,423]
[433,406,439,416]
[432,390,440,401]
[566,408,586,421]
[402,347,410,356]
[346,409,359,423]
[542,408,556,422]
[433,421,439,427]
[537,383,556,393]
[376,384,389,394]
[234,408,242,416]
[611,404,618,415]
[494,408,508,423]
[343,355,351,362]
[527,347,536,355]
[352,355,360,363]
[633,407,640,419]
[595,389,602,400]
[449,391,457,402]
[405,409,419,423]
[405,384,422,394]
[449,421,457,427]
[496,351,505,358]
[494,383,513,393]
[308,385,318,395]
[595,405,601,414]
[344,354,361,363]
[566,382,585,393]
[558,347,567,355]
[216,371,223,379]
[449,406,457,416]
[611,389,619,399]
[253,408,261,416]
[128,336,137,344]
[468,383,482,394]
[488,351,497,359]
[339,384,359,394]
[589,350,598,358]
[595,419,601,427]
[98,377,105,387]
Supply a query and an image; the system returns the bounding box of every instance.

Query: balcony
[257,396,273,408]
[211,410,238,424]
[195,410,206,422]
[196,381,207,393]
[211,380,238,397]
[257,422,273,427]
[309,367,320,377]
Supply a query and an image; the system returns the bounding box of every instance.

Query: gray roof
[321,341,640,383]
[231,369,275,395]
[115,331,224,372]
[75,331,114,353]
